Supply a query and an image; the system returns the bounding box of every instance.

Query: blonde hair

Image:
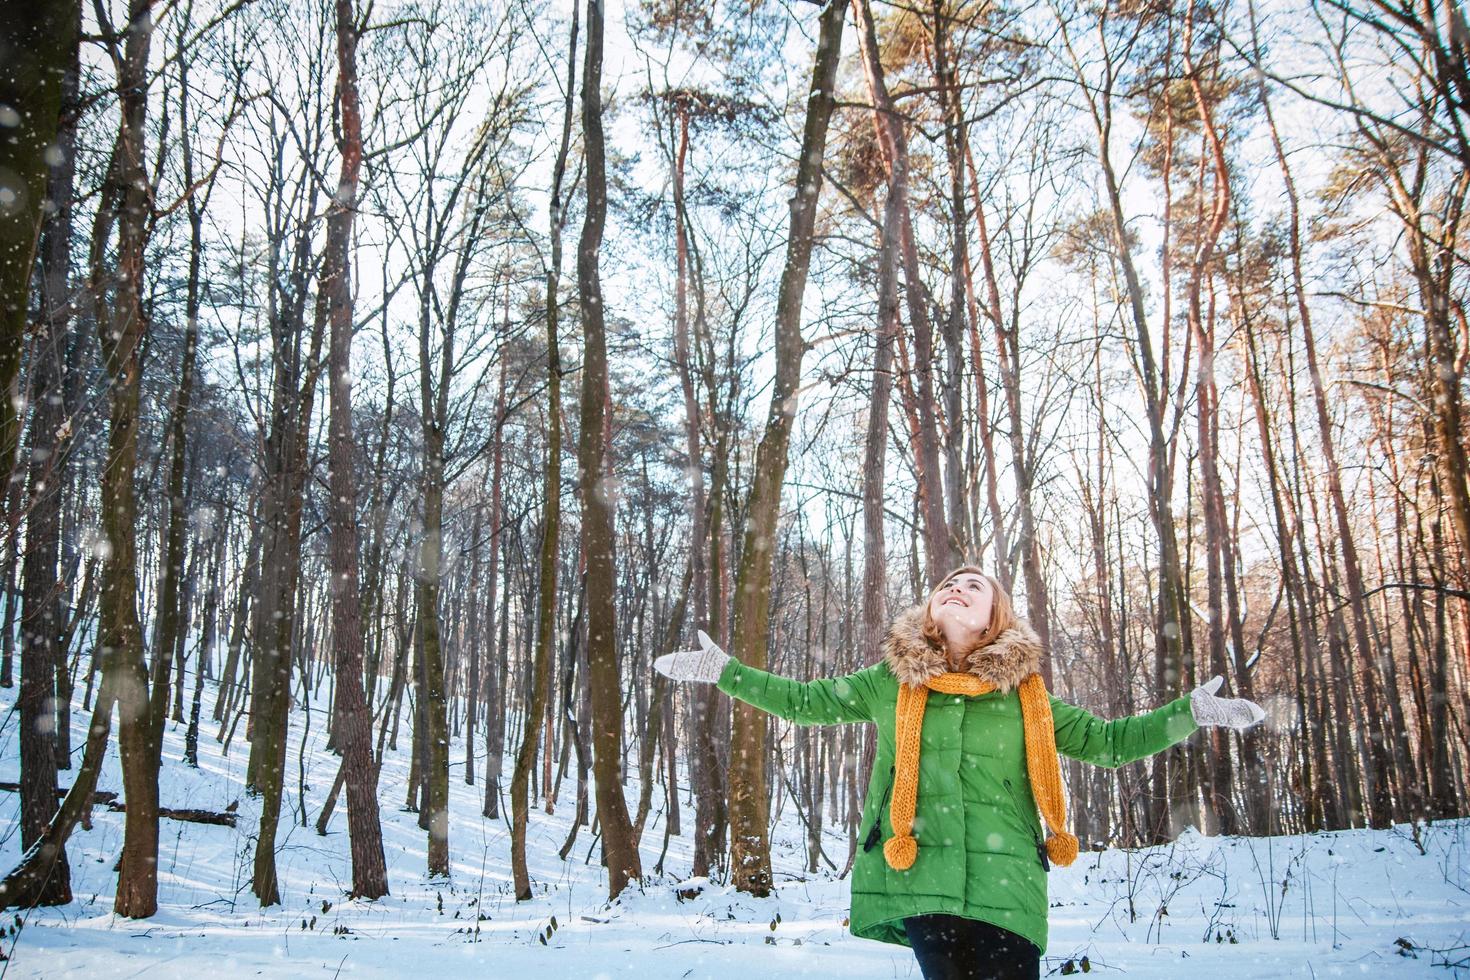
[921,565,1016,658]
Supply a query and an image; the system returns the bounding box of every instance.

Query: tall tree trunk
[511,0,577,898]
[489,544,512,814]
[1180,16,1238,834]
[1063,14,1196,839]
[150,10,208,762]
[693,461,730,877]
[727,0,846,897]
[15,1,80,906]
[576,0,641,900]
[858,19,905,666]
[0,0,77,499]
[481,454,506,815]
[320,0,388,899]
[961,141,1012,589]
[93,0,158,919]
[250,242,327,907]
[667,101,726,878]
[995,307,1051,658]
[417,436,450,874]
[930,1,970,562]
[862,202,899,665]
[464,503,484,786]
[851,0,953,582]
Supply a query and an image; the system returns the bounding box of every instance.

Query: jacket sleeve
[1049,694,1198,769]
[715,658,880,726]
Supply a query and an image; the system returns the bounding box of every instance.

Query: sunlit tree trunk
[665,101,724,879]
[511,0,578,899]
[851,0,953,582]
[577,0,641,900]
[961,140,1012,590]
[1058,10,1195,840]
[727,0,846,897]
[320,0,389,899]
[1179,12,1237,835]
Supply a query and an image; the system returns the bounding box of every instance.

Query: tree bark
[859,36,904,666]
[319,0,389,900]
[92,0,159,919]
[15,0,80,906]
[249,209,328,907]
[576,0,641,900]
[1180,13,1239,834]
[511,0,578,898]
[961,140,1012,590]
[150,9,209,763]
[727,0,846,897]
[929,0,971,563]
[851,0,953,582]
[0,0,78,499]
[1060,10,1196,839]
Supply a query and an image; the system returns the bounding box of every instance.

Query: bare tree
[93,0,161,919]
[511,0,578,901]
[727,0,847,897]
[320,0,388,900]
[13,0,81,908]
[246,0,334,905]
[1054,2,1197,840]
[576,0,642,901]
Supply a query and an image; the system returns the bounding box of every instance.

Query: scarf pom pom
[1045,832,1078,867]
[883,834,918,870]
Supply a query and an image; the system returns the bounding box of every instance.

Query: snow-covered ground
[1,673,1466,978]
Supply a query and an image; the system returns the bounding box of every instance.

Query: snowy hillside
[1,676,1466,978]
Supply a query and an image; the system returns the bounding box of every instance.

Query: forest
[0,0,1465,970]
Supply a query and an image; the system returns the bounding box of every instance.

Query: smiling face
[926,571,995,657]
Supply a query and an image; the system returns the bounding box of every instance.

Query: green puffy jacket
[714,605,1199,953]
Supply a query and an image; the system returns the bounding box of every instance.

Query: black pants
[902,914,1041,980]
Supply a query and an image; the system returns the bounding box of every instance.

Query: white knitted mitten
[653,629,731,684]
[1190,675,1266,729]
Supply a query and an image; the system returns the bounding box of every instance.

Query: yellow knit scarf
[883,672,1079,871]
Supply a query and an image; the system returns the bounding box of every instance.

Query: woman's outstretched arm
[1048,694,1198,769]
[715,657,882,726]
[654,630,880,726]
[1049,675,1264,768]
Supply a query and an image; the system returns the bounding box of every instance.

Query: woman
[654,566,1265,980]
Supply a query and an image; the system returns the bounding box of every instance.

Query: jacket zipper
[1005,777,1050,872]
[862,765,896,853]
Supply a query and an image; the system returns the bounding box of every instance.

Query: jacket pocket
[862,765,895,853]
[1004,776,1049,872]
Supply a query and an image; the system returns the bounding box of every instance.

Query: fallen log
[0,782,235,827]
[104,802,237,827]
[0,782,117,805]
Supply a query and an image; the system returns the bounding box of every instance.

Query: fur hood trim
[880,603,1042,693]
